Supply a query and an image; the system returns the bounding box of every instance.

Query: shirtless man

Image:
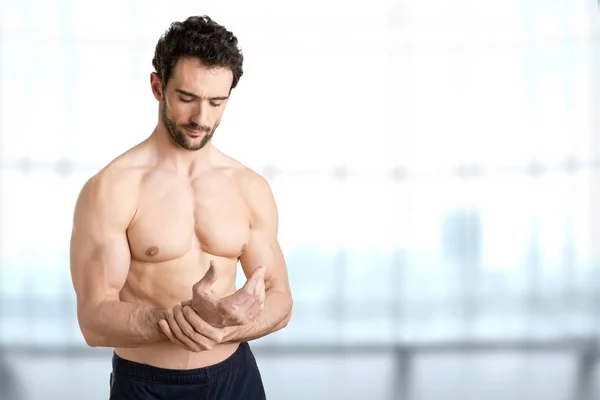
[69,16,293,400]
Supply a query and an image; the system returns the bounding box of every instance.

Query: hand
[182,261,266,328]
[159,304,225,352]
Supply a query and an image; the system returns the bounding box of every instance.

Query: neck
[149,124,215,173]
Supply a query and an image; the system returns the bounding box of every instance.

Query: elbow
[83,333,103,348]
[79,323,107,348]
[285,301,293,325]
[279,301,293,330]
[281,312,292,329]
[77,309,106,348]
[285,296,294,325]
[80,326,100,347]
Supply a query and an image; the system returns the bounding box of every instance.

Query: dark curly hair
[152,16,244,91]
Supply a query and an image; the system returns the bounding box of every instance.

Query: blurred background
[1,0,599,399]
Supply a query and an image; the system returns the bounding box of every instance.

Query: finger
[160,319,194,351]
[166,308,202,352]
[241,266,266,294]
[240,269,265,306]
[202,260,217,285]
[253,275,266,298]
[182,306,223,342]
[159,319,189,349]
[192,261,218,293]
[258,286,266,306]
[181,299,192,307]
[174,305,211,348]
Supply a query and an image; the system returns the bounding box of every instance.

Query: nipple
[145,246,160,257]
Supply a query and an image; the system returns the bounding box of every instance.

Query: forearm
[79,300,168,348]
[224,289,292,343]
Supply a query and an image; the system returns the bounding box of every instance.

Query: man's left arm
[223,171,293,343]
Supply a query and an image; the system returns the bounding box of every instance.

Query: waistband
[111,342,251,385]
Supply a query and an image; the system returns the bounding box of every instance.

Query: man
[69,15,293,400]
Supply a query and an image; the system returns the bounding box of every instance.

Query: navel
[145,246,160,257]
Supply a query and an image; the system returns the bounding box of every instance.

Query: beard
[161,100,218,151]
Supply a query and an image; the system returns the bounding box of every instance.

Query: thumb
[252,265,266,281]
[195,260,217,289]
[202,260,217,284]
[243,265,266,291]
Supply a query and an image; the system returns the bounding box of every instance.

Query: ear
[150,72,164,101]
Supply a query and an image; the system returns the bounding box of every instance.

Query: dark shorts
[109,342,266,400]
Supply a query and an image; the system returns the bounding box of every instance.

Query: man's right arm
[69,170,168,348]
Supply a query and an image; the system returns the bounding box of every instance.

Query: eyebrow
[175,88,229,101]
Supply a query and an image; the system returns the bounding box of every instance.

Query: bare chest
[127,174,250,262]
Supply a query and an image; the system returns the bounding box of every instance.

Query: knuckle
[191,343,203,352]
[192,284,203,296]
[225,303,237,315]
[209,330,222,342]
[174,328,185,339]
[193,331,206,344]
[185,307,200,322]
[231,312,243,322]
[198,340,210,351]
[182,326,194,337]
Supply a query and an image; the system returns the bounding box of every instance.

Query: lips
[184,127,205,137]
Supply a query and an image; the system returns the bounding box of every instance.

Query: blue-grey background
[1,1,599,399]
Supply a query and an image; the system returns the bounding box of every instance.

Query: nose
[190,103,210,129]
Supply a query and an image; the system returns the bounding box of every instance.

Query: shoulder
[74,151,146,225]
[227,163,273,203]
[216,154,278,224]
[211,148,278,220]
[215,150,274,200]
[233,166,279,231]
[236,167,272,196]
[80,162,143,202]
[80,142,152,199]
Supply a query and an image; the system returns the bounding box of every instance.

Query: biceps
[240,233,287,289]
[70,232,131,308]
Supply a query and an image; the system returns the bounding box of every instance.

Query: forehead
[169,57,233,94]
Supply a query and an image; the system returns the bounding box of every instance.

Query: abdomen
[115,341,242,369]
[116,253,241,369]
[122,253,238,308]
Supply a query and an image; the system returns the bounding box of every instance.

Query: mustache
[182,123,212,133]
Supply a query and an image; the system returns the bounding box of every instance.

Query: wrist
[222,325,240,343]
[150,308,170,340]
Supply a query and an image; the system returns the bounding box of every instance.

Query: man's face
[156,57,233,151]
